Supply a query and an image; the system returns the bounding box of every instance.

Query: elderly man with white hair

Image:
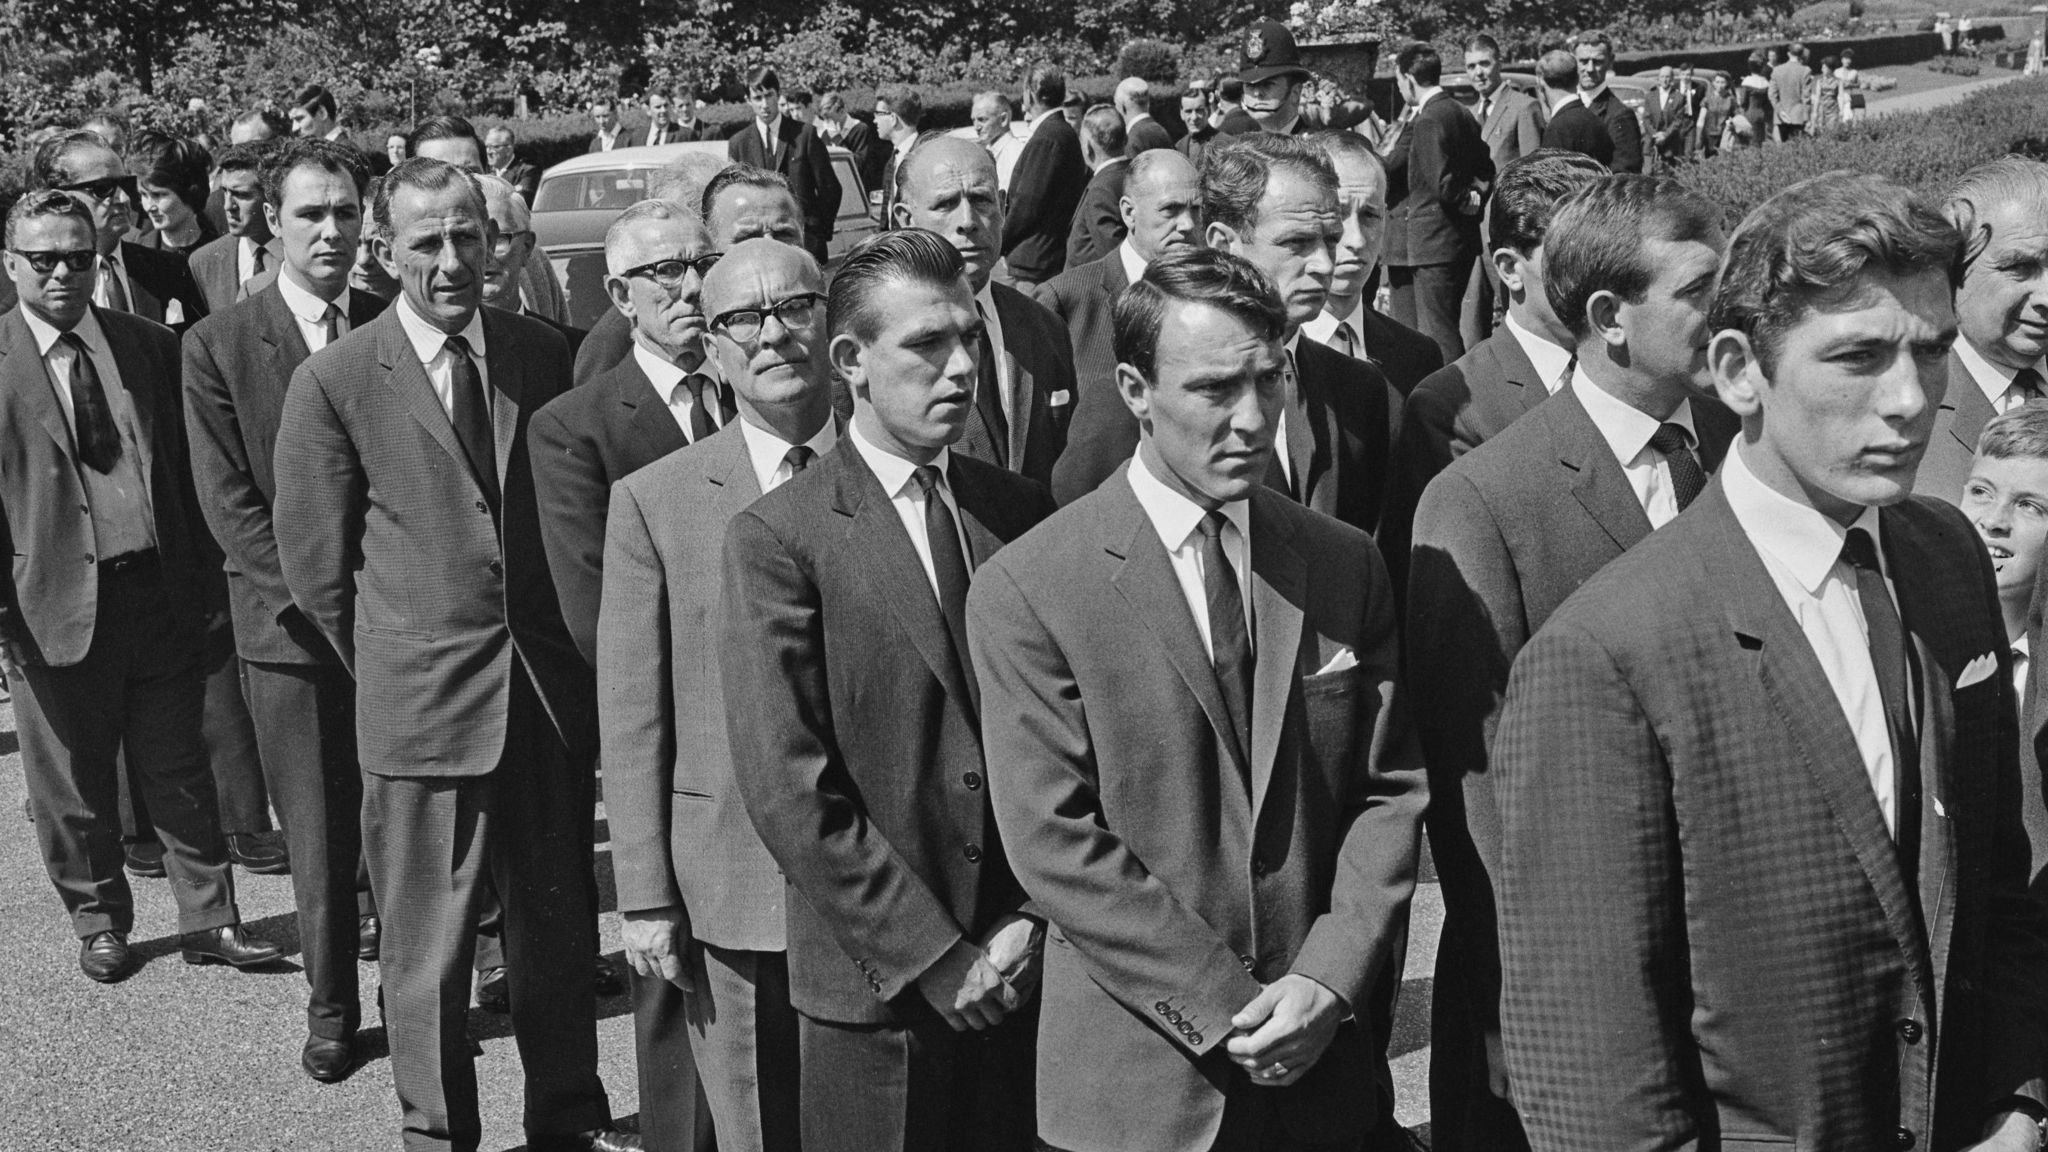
[1115,76,1175,155]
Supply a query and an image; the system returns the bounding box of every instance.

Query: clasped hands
[1224,974,1346,1089]
[916,913,1044,1032]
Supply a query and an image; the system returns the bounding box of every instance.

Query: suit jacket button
[1894,1128,1914,1149]
[1896,1019,1922,1044]
[84,555,94,564]
[962,771,983,790]
[1167,1010,1183,1024]
[1155,1001,1171,1015]
[1175,1020,1191,1034]
[1191,1033,1203,1045]
[488,560,503,577]
[963,844,982,863]
[1251,858,1269,876]
[475,500,487,512]
[1240,954,1255,972]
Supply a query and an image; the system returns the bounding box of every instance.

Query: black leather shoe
[123,840,166,879]
[301,1034,354,1083]
[536,1128,644,1152]
[476,965,509,1013]
[180,924,285,968]
[593,954,624,997]
[79,931,131,983]
[227,831,290,874]
[357,914,380,961]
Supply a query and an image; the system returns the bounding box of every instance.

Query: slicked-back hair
[1395,43,1444,86]
[260,137,368,209]
[133,132,213,214]
[31,130,114,191]
[1114,247,1286,381]
[605,198,698,271]
[1082,104,1128,157]
[1308,128,1385,177]
[1544,174,1721,340]
[1978,403,2048,463]
[6,189,95,247]
[1027,65,1067,109]
[828,228,966,345]
[1467,33,1501,56]
[1538,50,1577,91]
[234,107,292,140]
[1711,171,1961,376]
[1944,155,2048,270]
[374,158,486,240]
[1218,77,1244,103]
[1201,133,1338,237]
[701,163,792,221]
[411,114,482,153]
[291,84,338,119]
[216,142,269,179]
[879,85,924,129]
[475,173,530,232]
[1489,148,1610,257]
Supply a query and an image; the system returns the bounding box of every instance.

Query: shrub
[1115,38,1181,85]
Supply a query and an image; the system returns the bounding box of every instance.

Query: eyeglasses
[8,248,97,275]
[51,175,140,206]
[621,252,722,288]
[489,230,533,258]
[709,293,824,343]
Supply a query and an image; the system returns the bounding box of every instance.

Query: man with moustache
[1039,148,1202,504]
[1917,157,2048,505]
[1303,131,1443,395]
[603,238,839,1152]
[722,228,1055,1152]
[1405,174,1735,1152]
[182,138,387,1080]
[894,137,1077,488]
[1495,170,2048,1152]
[273,157,636,1152]
[190,144,285,312]
[970,246,1426,1152]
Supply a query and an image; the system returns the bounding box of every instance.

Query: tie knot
[1647,422,1692,456]
[784,445,814,474]
[58,330,86,353]
[913,463,945,496]
[1842,526,1882,573]
[444,334,474,360]
[2014,366,2044,401]
[685,374,710,400]
[1196,509,1229,541]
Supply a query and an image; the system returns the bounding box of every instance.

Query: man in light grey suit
[601,238,835,1152]
[1466,35,1542,176]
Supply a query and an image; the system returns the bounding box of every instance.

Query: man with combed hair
[485,126,540,205]
[722,229,1055,1152]
[1383,41,1493,361]
[972,91,1025,189]
[1919,156,2048,505]
[477,173,585,356]
[1572,31,1642,172]
[1069,105,1133,268]
[1406,173,1736,1152]
[1536,50,1613,166]
[1040,148,1201,503]
[287,84,346,142]
[872,86,923,218]
[190,143,285,312]
[1003,64,1089,285]
[1495,171,2048,1152]
[1303,130,1443,395]
[1467,34,1541,176]
[604,237,839,1152]
[273,157,637,1152]
[727,66,841,265]
[1116,76,1174,155]
[970,246,1425,1152]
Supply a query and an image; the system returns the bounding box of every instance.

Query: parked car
[530,141,879,329]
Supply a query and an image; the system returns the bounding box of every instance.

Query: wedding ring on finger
[1263,1062,1288,1079]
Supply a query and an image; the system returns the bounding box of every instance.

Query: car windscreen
[534,171,652,212]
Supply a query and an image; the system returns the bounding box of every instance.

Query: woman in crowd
[1812,55,1844,132]
[1736,49,1774,148]
[130,131,218,255]
[1698,71,1738,158]
[1836,48,1863,123]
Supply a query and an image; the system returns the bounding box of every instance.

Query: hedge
[1595,24,2005,76]
[1676,74,2048,225]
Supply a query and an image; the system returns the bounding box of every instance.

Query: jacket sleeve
[807,130,842,240]
[598,480,685,917]
[1002,136,1056,256]
[1607,101,1645,173]
[1513,100,1543,160]
[181,324,295,622]
[526,399,607,666]
[272,359,364,670]
[1066,181,1123,269]
[722,507,965,1000]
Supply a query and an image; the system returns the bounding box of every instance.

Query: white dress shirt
[94,249,132,313]
[1026,107,1063,137]
[848,418,971,600]
[593,128,621,152]
[394,294,488,419]
[1550,91,1583,116]
[1277,333,1304,490]
[1572,369,1699,529]
[236,236,268,293]
[1300,300,1367,360]
[1955,335,2047,415]
[757,116,782,154]
[973,283,1014,420]
[632,342,722,441]
[276,272,352,354]
[23,307,156,553]
[1116,238,1149,288]
[990,128,1025,190]
[2014,632,2031,701]
[1723,442,1903,835]
[737,415,838,494]
[1503,313,1574,395]
[1127,448,1252,661]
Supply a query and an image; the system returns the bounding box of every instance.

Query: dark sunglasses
[8,248,97,275]
[52,175,140,205]
[621,252,722,287]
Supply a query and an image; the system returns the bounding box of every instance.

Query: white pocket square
[1956,652,1999,689]
[1049,389,1072,407]
[1315,648,1358,675]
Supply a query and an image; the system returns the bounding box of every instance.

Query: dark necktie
[243,246,266,299]
[445,335,499,514]
[100,260,131,314]
[1648,421,1706,511]
[321,304,342,348]
[1196,510,1254,777]
[60,332,122,473]
[957,308,1008,469]
[1328,320,1360,361]
[783,445,813,481]
[685,375,719,443]
[2012,366,2044,405]
[913,464,974,666]
[1841,527,1921,877]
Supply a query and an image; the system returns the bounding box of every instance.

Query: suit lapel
[1487,329,1546,415]
[1247,494,1305,819]
[621,361,691,463]
[1552,389,1652,550]
[482,311,521,494]
[1945,348,1996,459]
[373,310,476,489]
[102,311,158,484]
[991,286,1036,468]
[1,310,74,456]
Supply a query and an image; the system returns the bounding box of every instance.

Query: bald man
[1036,149,1202,504]
[604,238,840,1152]
[893,137,1078,488]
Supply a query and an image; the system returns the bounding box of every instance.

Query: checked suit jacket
[1494,478,2048,1150]
[188,233,285,315]
[968,467,1427,1152]
[183,283,387,665]
[722,438,1055,1024]
[273,304,591,775]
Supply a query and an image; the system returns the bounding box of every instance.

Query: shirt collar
[395,294,485,367]
[1127,446,1251,556]
[1550,90,1581,113]
[1411,85,1444,110]
[633,340,694,403]
[2018,633,2033,660]
[1581,81,1610,105]
[1723,439,1884,595]
[849,413,950,498]
[276,270,348,326]
[1504,313,1574,393]
[1117,238,1149,286]
[737,414,838,491]
[1299,305,1360,352]
[1955,333,2040,406]
[1572,367,1697,465]
[760,115,782,140]
[22,305,101,357]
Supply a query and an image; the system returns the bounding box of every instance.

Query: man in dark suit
[1067,105,1131,269]
[1572,32,1643,172]
[0,191,281,984]
[727,67,842,266]
[1002,65,1089,286]
[817,91,884,196]
[1038,149,1200,504]
[182,139,386,1080]
[1467,35,1542,176]
[190,144,285,313]
[1205,134,1403,538]
[1643,67,1694,169]
[972,246,1426,1152]
[604,239,838,1152]
[1304,131,1444,394]
[638,91,689,148]
[34,131,207,330]
[273,158,636,1152]
[1176,89,1219,169]
[1383,43,1492,362]
[1497,171,2048,1152]
[1115,77,1176,155]
[485,127,541,205]
[1407,174,1733,1152]
[723,229,1056,1152]
[1537,51,1614,166]
[1918,157,2048,506]
[894,137,1077,489]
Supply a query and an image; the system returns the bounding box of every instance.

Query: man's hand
[1482,1030,1513,1102]
[975,914,1045,1008]
[620,906,694,994]
[1225,974,1347,1088]
[915,938,1012,1032]
[1963,1109,2046,1152]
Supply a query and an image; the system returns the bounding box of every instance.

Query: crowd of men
[8,12,2048,1152]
